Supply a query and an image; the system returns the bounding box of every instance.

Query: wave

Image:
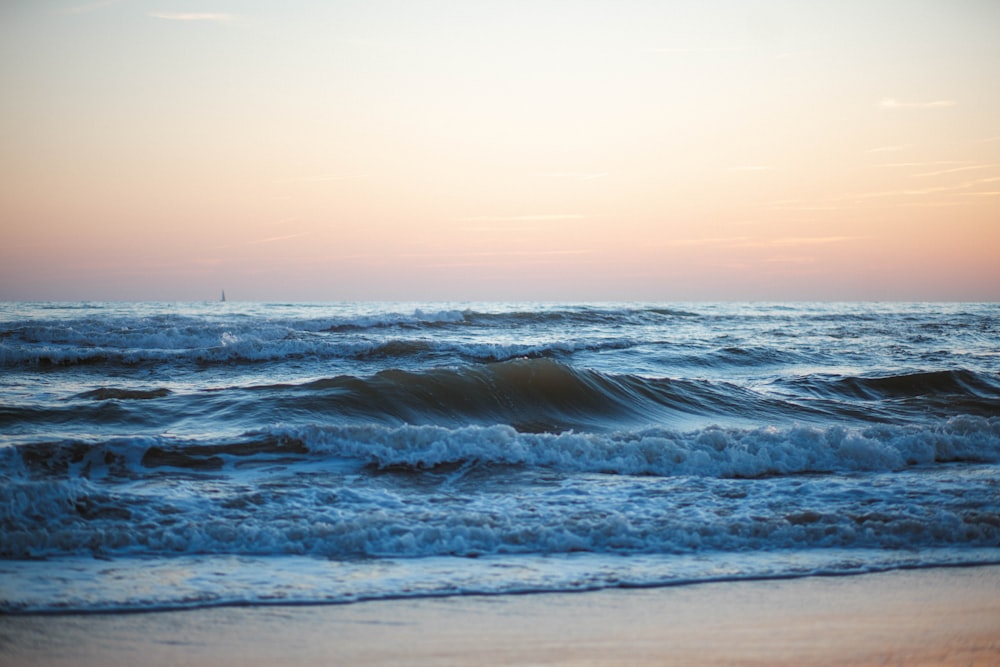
[230,361,1000,428]
[75,387,172,400]
[4,360,996,439]
[783,369,1000,417]
[0,323,637,367]
[0,401,168,433]
[4,304,996,375]
[3,418,999,562]
[355,337,638,364]
[323,308,470,331]
[6,301,1000,615]
[7,415,999,482]
[677,345,823,369]
[0,359,747,433]
[281,416,1000,475]
[232,358,803,431]
[832,369,1000,399]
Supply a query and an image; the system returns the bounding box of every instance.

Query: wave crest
[285,416,1000,477]
[12,416,996,483]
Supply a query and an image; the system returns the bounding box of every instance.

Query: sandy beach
[3,565,998,666]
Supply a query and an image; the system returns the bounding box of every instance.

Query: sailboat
[221,290,226,302]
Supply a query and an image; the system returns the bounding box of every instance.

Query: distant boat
[221,290,226,302]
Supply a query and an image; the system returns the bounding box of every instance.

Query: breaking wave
[3,417,999,563]
[7,415,1000,482]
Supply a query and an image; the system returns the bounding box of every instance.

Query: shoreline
[5,559,1000,618]
[3,564,999,666]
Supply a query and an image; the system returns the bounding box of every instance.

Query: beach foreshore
[3,565,999,666]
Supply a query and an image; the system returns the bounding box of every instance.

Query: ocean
[1,301,998,614]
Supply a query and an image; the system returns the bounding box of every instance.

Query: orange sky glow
[2,1,999,300]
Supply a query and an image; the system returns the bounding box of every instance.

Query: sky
[1,0,999,301]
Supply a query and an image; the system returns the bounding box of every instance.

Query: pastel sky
[2,1,999,301]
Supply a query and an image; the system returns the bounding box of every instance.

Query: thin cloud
[726,166,773,172]
[421,249,593,269]
[724,236,865,249]
[873,161,972,168]
[913,165,990,178]
[661,237,751,248]
[768,236,865,247]
[661,236,862,250]
[892,200,966,208]
[904,174,1000,194]
[878,98,957,109]
[148,12,234,22]
[768,175,1000,210]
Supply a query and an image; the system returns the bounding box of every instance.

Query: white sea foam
[0,320,632,366]
[282,417,1000,477]
[3,419,999,564]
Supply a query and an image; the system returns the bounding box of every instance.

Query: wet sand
[2,565,999,666]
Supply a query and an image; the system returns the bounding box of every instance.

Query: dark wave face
[3,360,997,442]
[1,301,999,613]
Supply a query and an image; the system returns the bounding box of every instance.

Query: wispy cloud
[768,175,1000,210]
[873,161,972,168]
[660,237,751,248]
[420,249,594,269]
[886,174,1000,196]
[148,12,234,22]
[768,236,865,247]
[878,98,957,110]
[913,165,990,178]
[661,236,862,249]
[726,166,773,172]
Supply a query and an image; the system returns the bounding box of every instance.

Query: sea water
[1,301,998,613]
